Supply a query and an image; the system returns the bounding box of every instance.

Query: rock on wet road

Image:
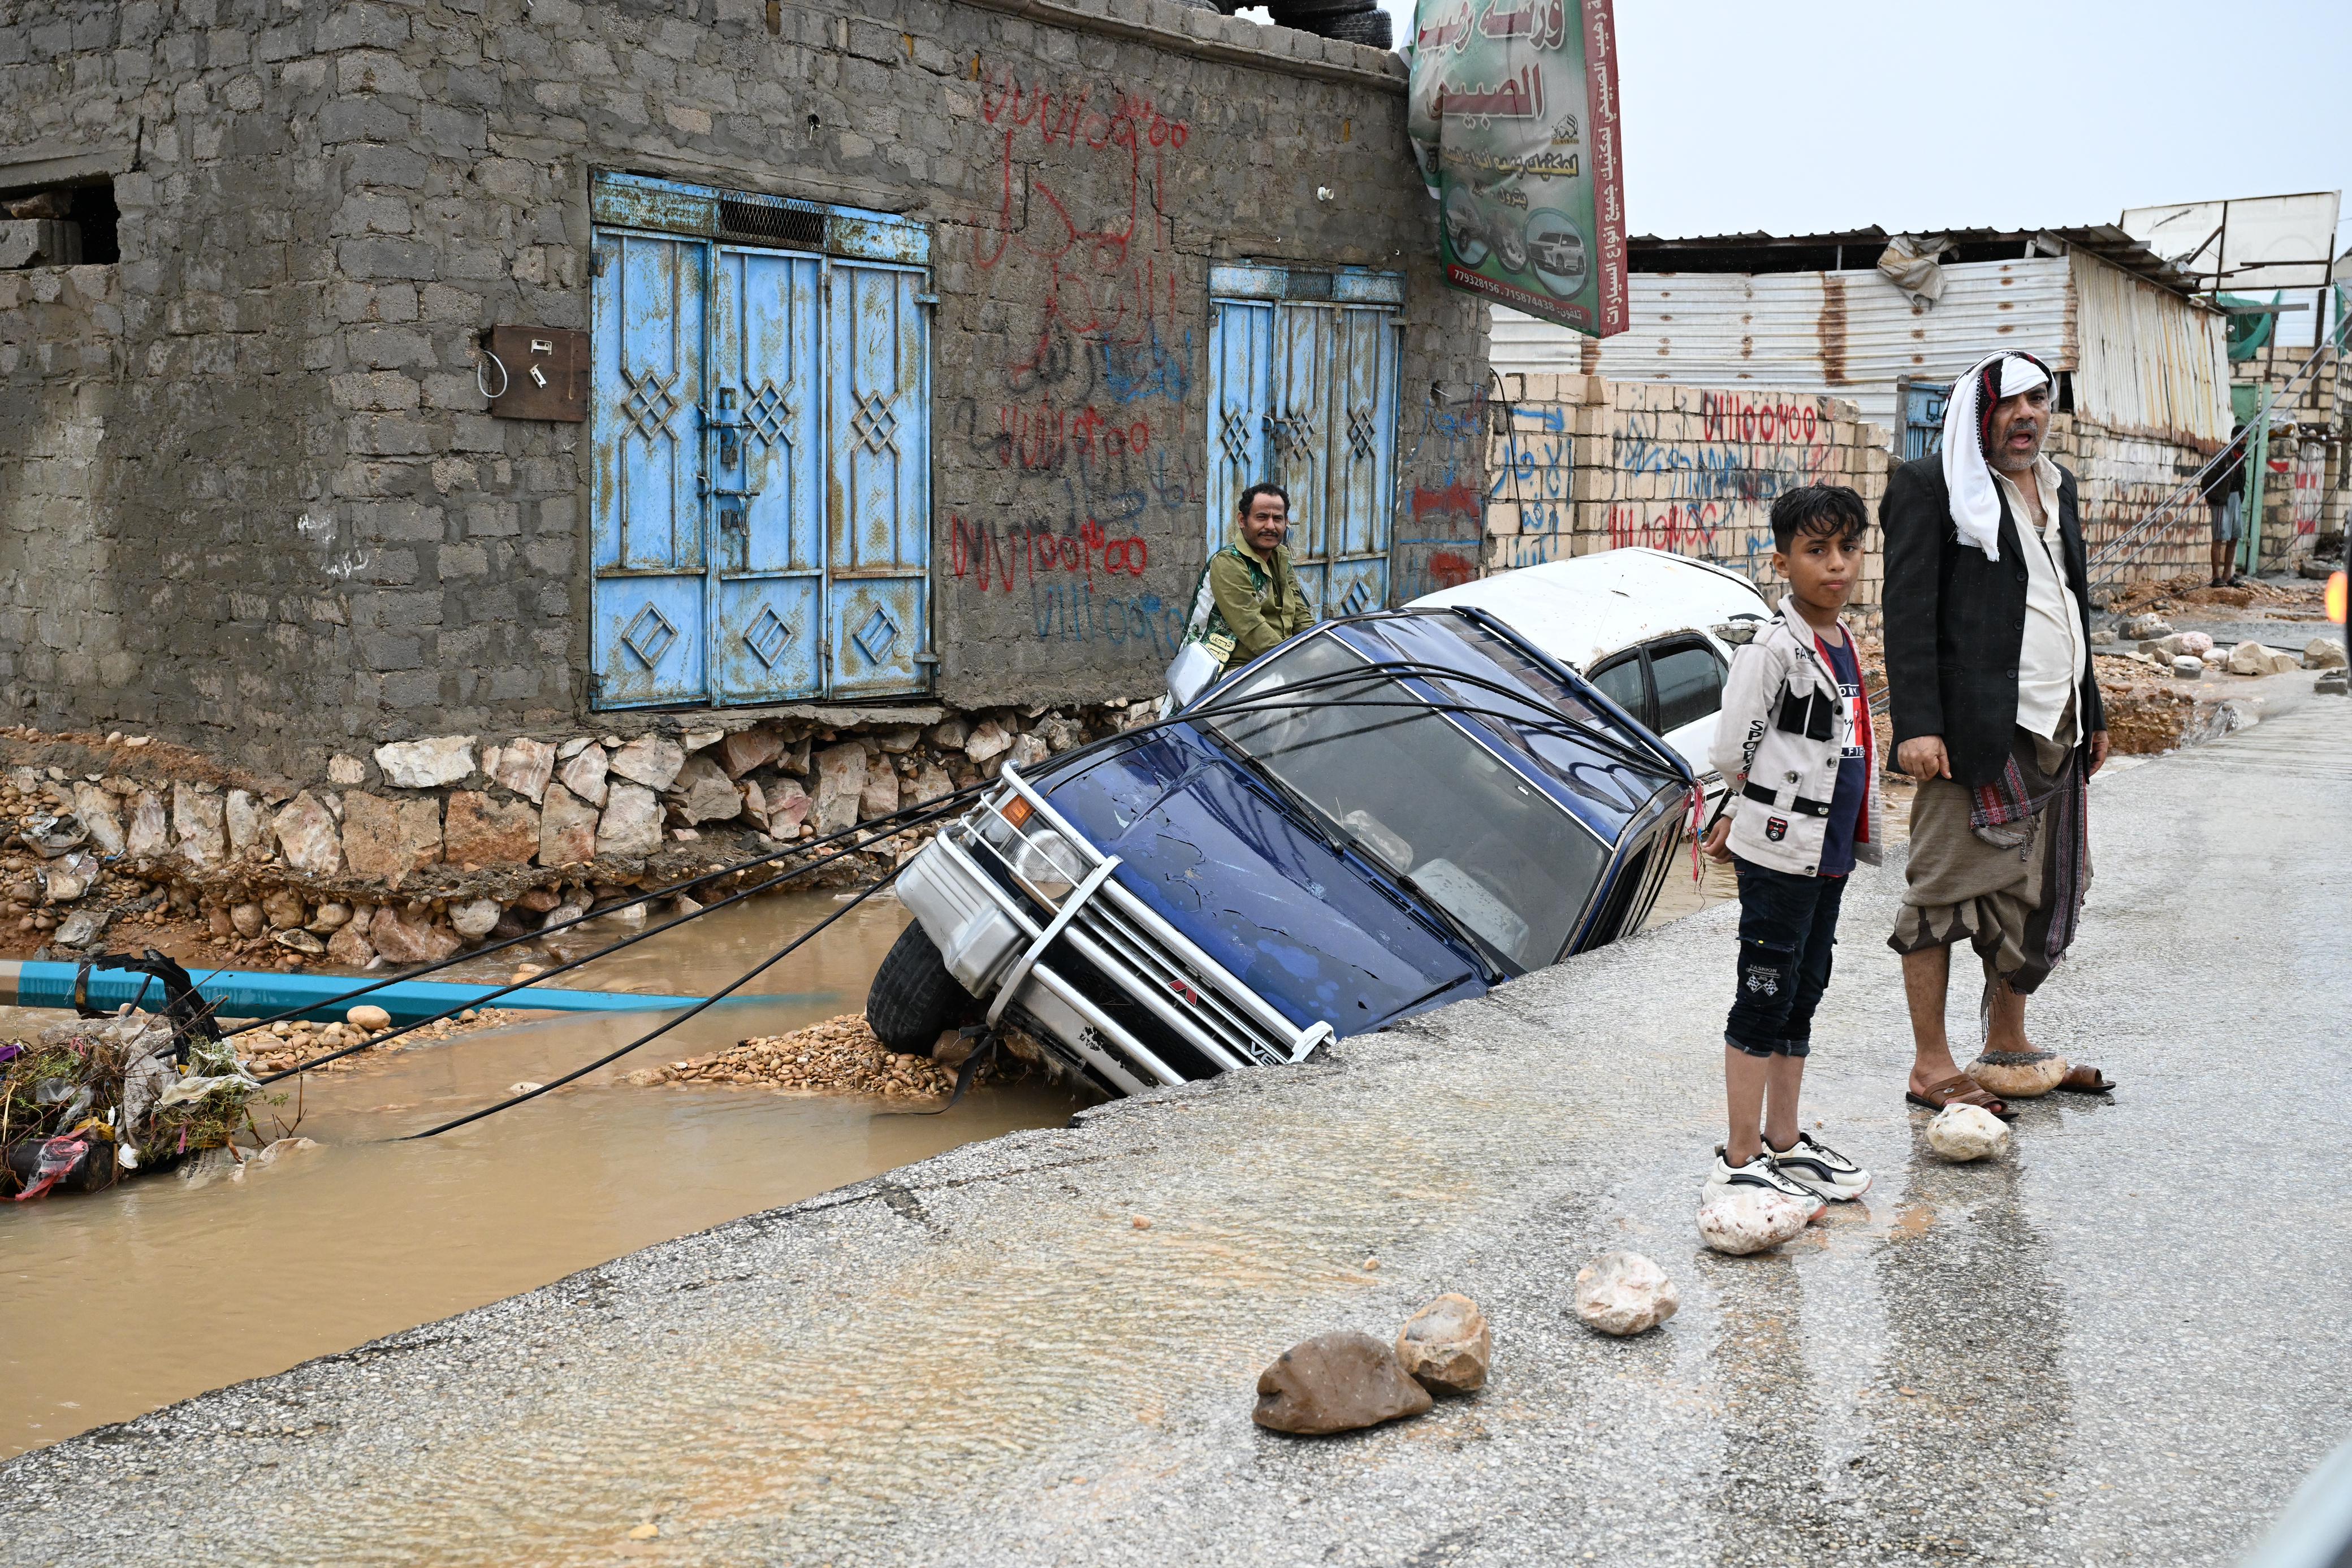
[3,709,2349,1565]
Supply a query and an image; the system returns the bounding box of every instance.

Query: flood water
[0,890,1086,1459]
[1,816,1829,1461]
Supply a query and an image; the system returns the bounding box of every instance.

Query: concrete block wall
[0,0,1484,778]
[1485,374,1892,610]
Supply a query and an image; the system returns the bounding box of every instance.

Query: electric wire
[403,865,910,1140]
[242,617,1687,1095]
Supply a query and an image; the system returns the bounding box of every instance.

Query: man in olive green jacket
[1203,482,1316,674]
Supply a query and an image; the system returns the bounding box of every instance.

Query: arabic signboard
[1407,0,1626,338]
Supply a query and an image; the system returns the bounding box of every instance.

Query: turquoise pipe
[0,959,813,1027]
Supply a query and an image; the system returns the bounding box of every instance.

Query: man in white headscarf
[1880,350,2115,1121]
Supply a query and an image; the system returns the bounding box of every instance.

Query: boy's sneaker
[1707,1147,1827,1217]
[1766,1132,1872,1202]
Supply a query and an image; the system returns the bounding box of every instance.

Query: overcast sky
[1363,0,2352,252]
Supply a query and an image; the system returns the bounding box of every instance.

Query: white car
[1408,548,1773,795]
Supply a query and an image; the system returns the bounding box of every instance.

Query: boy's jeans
[1726,858,1847,1058]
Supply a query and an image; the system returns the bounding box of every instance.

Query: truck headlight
[1010,829,1085,903]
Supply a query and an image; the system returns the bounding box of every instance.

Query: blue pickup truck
[869,607,1693,1098]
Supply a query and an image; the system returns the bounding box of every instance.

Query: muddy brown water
[2,824,1836,1460]
[1,890,1086,1459]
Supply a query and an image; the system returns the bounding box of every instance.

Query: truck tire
[867,921,977,1055]
[1318,7,1392,46]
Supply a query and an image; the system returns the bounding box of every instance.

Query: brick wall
[0,0,1484,777]
[1482,374,1892,610]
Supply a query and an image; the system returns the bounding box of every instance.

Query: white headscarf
[1941,351,2053,561]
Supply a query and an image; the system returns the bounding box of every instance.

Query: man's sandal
[1906,1075,2018,1123]
[2051,1065,2117,1094]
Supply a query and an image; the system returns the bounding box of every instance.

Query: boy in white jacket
[1697,486,1880,1209]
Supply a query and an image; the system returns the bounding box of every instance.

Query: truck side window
[1649,638,1726,733]
[1588,652,1648,726]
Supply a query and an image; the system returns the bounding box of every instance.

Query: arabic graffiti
[956,65,1205,649]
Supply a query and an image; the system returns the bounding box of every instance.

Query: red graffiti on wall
[1606,503,1722,554]
[1424,551,1477,590]
[1698,392,1825,446]
[952,514,1149,591]
[1411,481,1482,525]
[974,68,1191,379]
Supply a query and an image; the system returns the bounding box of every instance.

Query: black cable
[257,621,1675,1081]
[220,774,1000,1042]
[253,788,984,1082]
[404,864,908,1140]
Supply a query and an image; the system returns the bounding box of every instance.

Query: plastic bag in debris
[8,1133,92,1202]
[23,813,89,859]
[154,1073,258,1110]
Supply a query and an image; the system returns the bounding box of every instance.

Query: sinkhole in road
[0,889,1087,1459]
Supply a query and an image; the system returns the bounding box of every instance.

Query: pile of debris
[1,1011,272,1200]
[2109,572,2321,617]
[627,1013,1008,1099]
[231,1006,529,1076]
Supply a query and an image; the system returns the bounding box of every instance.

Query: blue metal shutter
[824,262,931,697]
[709,246,825,702]
[1325,305,1397,617]
[591,231,707,706]
[1208,298,1276,557]
[1271,303,1337,617]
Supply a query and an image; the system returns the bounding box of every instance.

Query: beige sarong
[1888,705,2086,995]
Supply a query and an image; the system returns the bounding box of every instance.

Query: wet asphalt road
[3,700,2348,1566]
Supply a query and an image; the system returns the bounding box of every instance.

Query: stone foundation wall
[0,698,1149,970]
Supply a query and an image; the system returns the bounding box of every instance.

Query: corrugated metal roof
[1491,257,2077,433]
[1491,249,2232,447]
[1625,224,2204,295]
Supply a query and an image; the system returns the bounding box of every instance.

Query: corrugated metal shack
[1492,227,2232,581]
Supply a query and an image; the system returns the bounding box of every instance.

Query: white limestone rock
[171,782,226,865]
[557,743,609,808]
[812,743,868,835]
[271,791,344,876]
[963,719,1012,763]
[1572,1250,1681,1336]
[71,783,126,856]
[449,897,503,940]
[224,789,266,857]
[126,790,170,857]
[596,783,664,859]
[326,754,368,786]
[608,735,686,791]
[491,736,556,803]
[374,735,477,788]
[668,754,744,824]
[1926,1103,2011,1162]
[1697,1187,1814,1256]
[2303,636,2349,671]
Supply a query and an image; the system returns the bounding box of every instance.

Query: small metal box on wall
[481,326,588,421]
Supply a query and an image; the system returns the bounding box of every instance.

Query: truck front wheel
[866,920,979,1055]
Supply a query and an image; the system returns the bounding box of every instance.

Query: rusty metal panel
[2067,250,2232,448]
[1492,258,2075,432]
[483,325,587,422]
[590,172,715,238]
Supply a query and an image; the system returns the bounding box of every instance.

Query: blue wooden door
[1325,305,1397,618]
[825,262,930,697]
[592,229,932,707]
[591,230,707,706]
[710,246,825,702]
[1208,298,1276,556]
[1207,278,1399,620]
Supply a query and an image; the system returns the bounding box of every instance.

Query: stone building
[1,0,1485,779]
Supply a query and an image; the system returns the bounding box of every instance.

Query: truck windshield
[1205,633,1608,973]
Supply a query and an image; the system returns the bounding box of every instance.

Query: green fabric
[2219,292,2279,362]
[1206,544,1313,670]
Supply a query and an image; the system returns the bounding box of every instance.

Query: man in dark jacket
[1882,350,2114,1120]
[2201,422,2249,587]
